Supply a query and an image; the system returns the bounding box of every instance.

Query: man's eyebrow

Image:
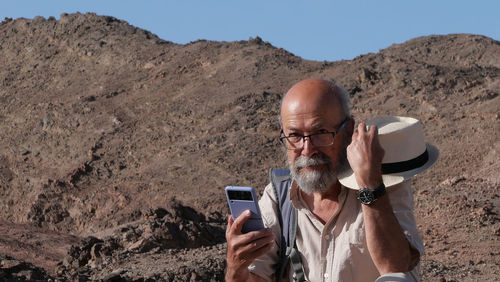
[308,121,328,130]
[309,123,324,130]
[285,123,326,132]
[285,126,300,132]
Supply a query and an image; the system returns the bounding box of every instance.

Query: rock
[127,238,157,253]
[103,269,127,282]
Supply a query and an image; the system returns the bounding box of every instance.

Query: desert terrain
[0,13,498,281]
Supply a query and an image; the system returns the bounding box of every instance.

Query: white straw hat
[338,116,439,190]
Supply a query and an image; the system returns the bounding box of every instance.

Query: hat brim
[338,143,439,190]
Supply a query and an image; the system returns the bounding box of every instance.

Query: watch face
[358,189,375,205]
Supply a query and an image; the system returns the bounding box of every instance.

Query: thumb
[231,210,252,234]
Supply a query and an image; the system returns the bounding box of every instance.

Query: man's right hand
[225,210,275,281]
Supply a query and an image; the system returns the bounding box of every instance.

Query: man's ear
[341,117,355,145]
[345,117,355,137]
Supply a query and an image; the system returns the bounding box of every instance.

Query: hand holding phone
[225,186,265,233]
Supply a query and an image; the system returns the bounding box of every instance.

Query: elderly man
[225,79,425,281]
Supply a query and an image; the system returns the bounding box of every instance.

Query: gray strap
[270,168,305,282]
[289,207,305,281]
[270,168,286,282]
[289,247,305,281]
[271,168,292,184]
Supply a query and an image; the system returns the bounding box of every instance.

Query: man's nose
[301,137,318,157]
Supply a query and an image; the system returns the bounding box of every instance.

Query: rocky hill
[0,13,498,281]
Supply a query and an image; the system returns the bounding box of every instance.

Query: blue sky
[2,1,499,61]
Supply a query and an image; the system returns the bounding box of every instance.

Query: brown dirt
[0,13,498,281]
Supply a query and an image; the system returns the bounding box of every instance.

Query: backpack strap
[287,207,305,282]
[269,168,305,282]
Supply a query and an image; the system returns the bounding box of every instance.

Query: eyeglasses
[279,118,349,150]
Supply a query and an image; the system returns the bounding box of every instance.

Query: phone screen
[227,190,253,201]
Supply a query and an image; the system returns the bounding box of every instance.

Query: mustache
[294,154,331,169]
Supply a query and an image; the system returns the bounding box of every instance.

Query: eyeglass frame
[279,117,350,150]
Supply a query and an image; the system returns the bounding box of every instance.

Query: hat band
[381,150,429,174]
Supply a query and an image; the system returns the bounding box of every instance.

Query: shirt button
[324,235,330,240]
[324,273,329,279]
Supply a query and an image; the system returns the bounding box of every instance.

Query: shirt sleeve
[247,183,282,281]
[387,180,424,279]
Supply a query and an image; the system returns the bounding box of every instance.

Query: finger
[227,228,274,259]
[242,228,274,242]
[357,123,367,135]
[368,124,378,135]
[230,210,252,234]
[246,239,275,260]
[226,214,234,236]
[351,129,359,141]
[238,228,274,248]
[371,126,383,149]
[237,230,275,254]
[227,237,274,269]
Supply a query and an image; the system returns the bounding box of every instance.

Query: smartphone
[225,186,265,233]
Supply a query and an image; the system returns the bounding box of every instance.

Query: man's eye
[287,135,302,142]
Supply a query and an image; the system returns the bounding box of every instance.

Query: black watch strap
[357,183,386,205]
[372,183,386,199]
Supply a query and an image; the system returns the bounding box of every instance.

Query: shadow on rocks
[0,254,53,282]
[56,199,226,281]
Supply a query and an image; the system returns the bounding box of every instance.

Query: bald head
[280,79,350,125]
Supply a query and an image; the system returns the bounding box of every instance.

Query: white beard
[288,151,350,195]
[289,154,337,194]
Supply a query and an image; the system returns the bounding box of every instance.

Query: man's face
[281,93,350,194]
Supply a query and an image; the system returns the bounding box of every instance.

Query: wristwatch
[357,183,386,205]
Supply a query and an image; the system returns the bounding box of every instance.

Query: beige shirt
[248,180,424,282]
